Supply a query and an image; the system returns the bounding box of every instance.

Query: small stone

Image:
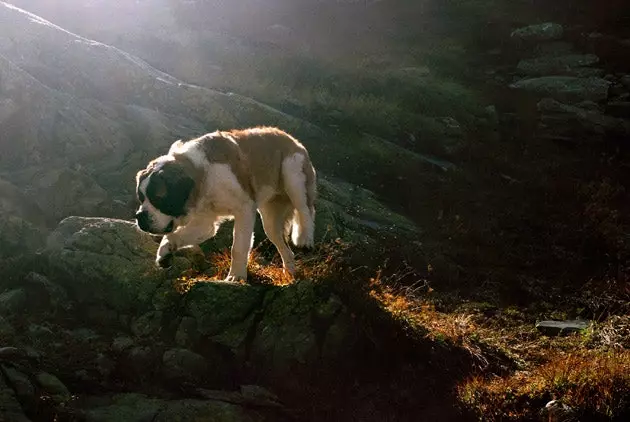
[620,74,630,89]
[536,320,591,336]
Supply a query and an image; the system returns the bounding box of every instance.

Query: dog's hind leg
[282,153,316,248]
[259,197,296,277]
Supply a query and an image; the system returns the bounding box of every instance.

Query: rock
[516,54,602,77]
[240,385,279,403]
[511,23,564,42]
[83,393,165,422]
[44,217,167,314]
[0,288,27,315]
[0,178,50,258]
[155,399,267,422]
[184,281,267,338]
[510,76,611,103]
[606,101,630,118]
[161,348,208,383]
[2,366,35,399]
[315,177,419,243]
[21,168,111,222]
[545,400,577,422]
[24,272,72,312]
[0,375,31,422]
[111,336,135,353]
[124,346,155,376]
[175,316,200,348]
[95,353,115,378]
[251,281,358,371]
[0,316,15,338]
[27,324,56,348]
[535,320,591,336]
[534,41,575,57]
[130,311,163,338]
[35,372,71,403]
[620,74,630,89]
[537,98,630,139]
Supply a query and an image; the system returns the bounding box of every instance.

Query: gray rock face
[516,54,601,77]
[535,320,591,336]
[511,23,564,42]
[510,76,611,103]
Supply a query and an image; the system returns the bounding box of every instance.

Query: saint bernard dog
[135,127,316,282]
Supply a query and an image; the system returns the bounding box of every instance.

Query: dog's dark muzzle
[135,211,174,234]
[135,210,151,232]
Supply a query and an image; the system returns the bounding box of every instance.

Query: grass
[459,351,630,420]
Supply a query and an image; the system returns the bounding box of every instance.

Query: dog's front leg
[155,220,217,268]
[156,236,175,268]
[226,206,256,282]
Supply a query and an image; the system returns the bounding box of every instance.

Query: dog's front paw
[156,253,174,269]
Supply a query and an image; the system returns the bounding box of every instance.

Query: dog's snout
[136,210,150,231]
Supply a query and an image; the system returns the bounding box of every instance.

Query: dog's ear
[168,139,184,155]
[149,161,195,217]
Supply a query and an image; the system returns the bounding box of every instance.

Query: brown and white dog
[135,127,317,281]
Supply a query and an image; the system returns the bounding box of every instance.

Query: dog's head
[134,156,195,235]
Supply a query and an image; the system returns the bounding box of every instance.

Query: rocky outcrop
[506,22,630,143]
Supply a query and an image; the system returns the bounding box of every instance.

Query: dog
[134,127,317,282]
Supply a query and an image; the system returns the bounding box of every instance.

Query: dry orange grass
[173,238,349,292]
[458,350,630,420]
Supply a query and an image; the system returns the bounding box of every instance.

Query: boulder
[35,372,71,403]
[0,375,31,422]
[161,348,209,383]
[250,281,359,372]
[511,23,564,42]
[537,98,630,140]
[510,76,610,103]
[44,217,166,314]
[516,54,602,77]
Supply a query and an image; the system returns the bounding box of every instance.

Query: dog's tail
[282,152,316,248]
